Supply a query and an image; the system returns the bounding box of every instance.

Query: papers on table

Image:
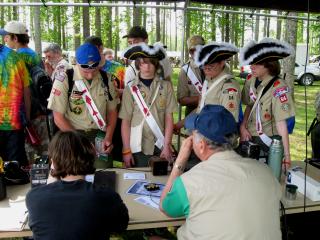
[127,180,164,198]
[123,172,146,180]
[135,196,160,210]
[0,196,28,231]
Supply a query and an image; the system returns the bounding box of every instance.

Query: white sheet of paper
[134,196,160,210]
[0,199,28,231]
[123,173,146,180]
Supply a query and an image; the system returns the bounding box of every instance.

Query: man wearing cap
[160,105,282,240]
[240,38,295,168]
[43,43,71,81]
[123,26,173,85]
[119,43,177,167]
[177,35,205,116]
[47,43,118,167]
[0,26,31,166]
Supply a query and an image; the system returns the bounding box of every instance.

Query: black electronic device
[238,141,261,160]
[149,156,168,176]
[30,164,50,188]
[93,171,116,191]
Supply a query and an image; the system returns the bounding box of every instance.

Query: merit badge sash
[74,80,106,131]
[249,87,272,147]
[129,84,164,152]
[182,65,203,94]
[199,74,231,111]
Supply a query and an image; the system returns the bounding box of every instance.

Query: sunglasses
[80,62,99,69]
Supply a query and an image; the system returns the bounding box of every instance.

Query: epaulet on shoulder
[246,74,252,81]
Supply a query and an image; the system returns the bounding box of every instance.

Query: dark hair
[85,36,103,48]
[135,58,160,71]
[8,33,29,44]
[263,60,281,76]
[49,131,96,178]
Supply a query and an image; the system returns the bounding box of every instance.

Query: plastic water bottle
[95,131,108,161]
[267,135,284,181]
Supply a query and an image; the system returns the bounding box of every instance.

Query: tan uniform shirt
[242,74,295,136]
[51,59,72,82]
[179,150,282,240]
[119,74,178,155]
[197,68,241,122]
[124,57,173,86]
[47,65,118,130]
[177,59,203,115]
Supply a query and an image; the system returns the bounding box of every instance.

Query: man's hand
[102,137,113,154]
[173,120,184,135]
[160,145,173,162]
[123,153,135,168]
[240,123,252,142]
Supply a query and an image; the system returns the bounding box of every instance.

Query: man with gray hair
[160,104,282,240]
[43,43,71,81]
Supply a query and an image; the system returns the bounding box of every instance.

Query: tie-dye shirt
[0,45,31,130]
[102,60,125,89]
[17,47,42,69]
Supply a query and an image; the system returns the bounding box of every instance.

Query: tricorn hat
[194,42,238,67]
[239,38,294,66]
[122,42,166,60]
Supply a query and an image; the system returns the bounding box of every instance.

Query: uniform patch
[279,94,288,103]
[229,95,234,100]
[55,71,65,82]
[246,74,252,81]
[264,112,271,120]
[227,102,235,110]
[71,98,84,105]
[273,86,289,98]
[52,88,61,96]
[71,106,83,115]
[281,103,289,111]
[140,90,146,99]
[273,80,280,87]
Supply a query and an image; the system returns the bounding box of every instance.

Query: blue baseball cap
[76,43,101,65]
[185,105,237,143]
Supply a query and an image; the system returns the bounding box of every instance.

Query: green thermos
[267,135,284,181]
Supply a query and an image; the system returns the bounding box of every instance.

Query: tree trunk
[73,1,81,51]
[241,14,245,46]
[106,7,113,48]
[254,10,260,41]
[276,11,282,40]
[57,7,62,46]
[156,3,161,42]
[225,11,230,42]
[0,0,4,28]
[184,11,191,62]
[220,12,225,41]
[162,9,166,44]
[211,7,216,41]
[62,25,66,50]
[12,0,18,20]
[82,0,90,39]
[174,10,177,51]
[143,3,147,29]
[133,2,142,26]
[95,5,101,38]
[266,11,270,37]
[283,12,298,95]
[114,6,119,59]
[33,0,42,54]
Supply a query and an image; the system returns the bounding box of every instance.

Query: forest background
[1,0,320,162]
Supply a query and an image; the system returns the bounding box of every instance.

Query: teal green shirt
[162,176,190,218]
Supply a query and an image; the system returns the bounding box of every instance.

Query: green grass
[171,67,319,161]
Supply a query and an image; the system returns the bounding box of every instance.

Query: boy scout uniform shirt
[47,66,118,130]
[197,67,241,122]
[119,74,178,155]
[177,59,203,115]
[242,74,295,137]
[51,58,72,81]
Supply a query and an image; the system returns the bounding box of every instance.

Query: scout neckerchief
[199,74,232,111]
[74,80,106,131]
[248,76,278,146]
[130,82,164,150]
[182,64,203,94]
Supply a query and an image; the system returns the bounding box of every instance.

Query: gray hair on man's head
[43,43,62,54]
[193,130,238,152]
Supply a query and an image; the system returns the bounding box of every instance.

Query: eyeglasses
[201,64,218,71]
[80,62,99,69]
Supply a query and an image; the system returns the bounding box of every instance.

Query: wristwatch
[174,163,185,172]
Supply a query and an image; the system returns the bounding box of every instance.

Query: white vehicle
[294,62,320,86]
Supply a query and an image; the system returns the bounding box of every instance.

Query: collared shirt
[177,59,203,115]
[119,74,178,155]
[242,74,295,136]
[124,57,173,86]
[162,150,282,240]
[51,59,72,82]
[197,67,241,122]
[47,65,118,130]
[0,45,31,130]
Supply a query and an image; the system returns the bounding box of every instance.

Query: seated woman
[119,43,178,167]
[239,38,295,169]
[26,131,129,240]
